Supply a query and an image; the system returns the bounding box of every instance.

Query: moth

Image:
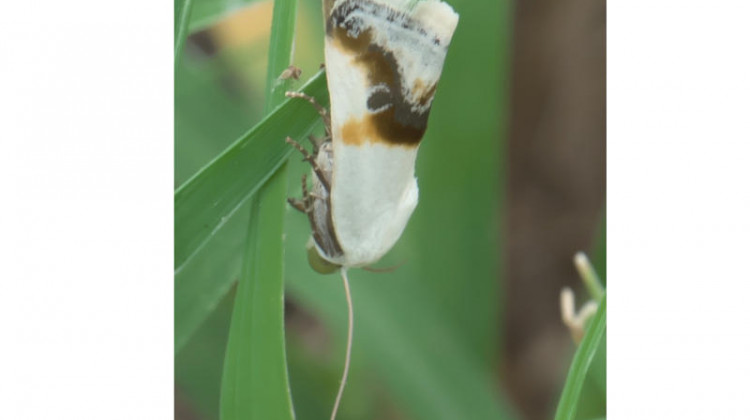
[286,2,459,418]
[288,0,459,273]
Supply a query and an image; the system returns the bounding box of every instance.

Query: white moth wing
[323,0,458,267]
[329,143,419,267]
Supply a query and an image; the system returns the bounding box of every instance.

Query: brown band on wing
[327,2,441,146]
[340,110,428,147]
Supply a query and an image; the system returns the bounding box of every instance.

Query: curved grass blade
[554,293,607,420]
[174,70,328,274]
[175,0,194,67]
[219,0,297,418]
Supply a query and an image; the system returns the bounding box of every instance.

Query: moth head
[306,238,340,274]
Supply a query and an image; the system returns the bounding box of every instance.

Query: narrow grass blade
[174,199,249,353]
[175,0,194,67]
[263,0,297,112]
[219,170,294,420]
[220,0,298,419]
[174,71,328,273]
[554,293,607,420]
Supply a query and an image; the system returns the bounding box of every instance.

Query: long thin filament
[330,267,354,420]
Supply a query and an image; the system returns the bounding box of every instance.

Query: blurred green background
[175,0,606,419]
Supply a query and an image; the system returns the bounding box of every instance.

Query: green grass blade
[554,293,607,420]
[175,0,194,67]
[219,170,294,420]
[263,0,297,112]
[174,199,249,353]
[219,0,298,418]
[174,70,328,273]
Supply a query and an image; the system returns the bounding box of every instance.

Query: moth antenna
[330,267,354,420]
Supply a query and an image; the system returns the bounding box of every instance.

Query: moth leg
[288,198,307,213]
[285,91,332,138]
[285,137,331,192]
[288,174,310,213]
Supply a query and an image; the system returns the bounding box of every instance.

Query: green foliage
[175,0,604,419]
[219,0,298,418]
[174,72,328,352]
[175,0,194,66]
[220,171,294,420]
[174,71,327,273]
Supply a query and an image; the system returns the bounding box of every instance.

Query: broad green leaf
[174,70,328,273]
[220,0,297,418]
[554,293,607,420]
